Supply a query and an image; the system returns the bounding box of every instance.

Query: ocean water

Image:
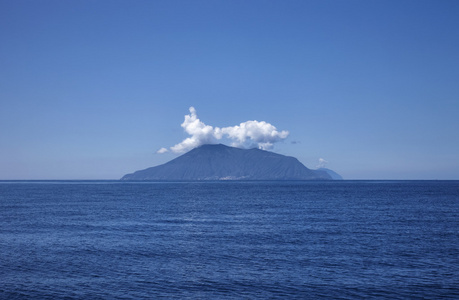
[0,181,458,299]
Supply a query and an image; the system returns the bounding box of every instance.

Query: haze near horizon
[1,0,458,180]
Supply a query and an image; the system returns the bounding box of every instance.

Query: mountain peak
[196,143,228,149]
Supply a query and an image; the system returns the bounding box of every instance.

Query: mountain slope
[121,144,332,180]
[318,168,343,180]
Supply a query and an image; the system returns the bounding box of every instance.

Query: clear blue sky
[1,0,458,180]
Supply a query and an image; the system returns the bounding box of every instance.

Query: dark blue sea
[1,181,458,299]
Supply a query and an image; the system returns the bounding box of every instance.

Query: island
[121,144,341,181]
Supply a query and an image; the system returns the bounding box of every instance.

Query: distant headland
[121,144,341,181]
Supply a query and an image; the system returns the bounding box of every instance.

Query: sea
[0,180,458,299]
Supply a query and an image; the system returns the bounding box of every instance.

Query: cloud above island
[316,158,329,169]
[158,107,289,153]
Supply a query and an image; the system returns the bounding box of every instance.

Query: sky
[1,0,458,180]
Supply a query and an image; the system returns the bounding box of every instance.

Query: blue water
[0,181,458,299]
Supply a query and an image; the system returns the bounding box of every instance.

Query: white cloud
[169,107,217,153]
[221,120,289,150]
[156,147,169,154]
[161,107,290,153]
[317,158,328,168]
